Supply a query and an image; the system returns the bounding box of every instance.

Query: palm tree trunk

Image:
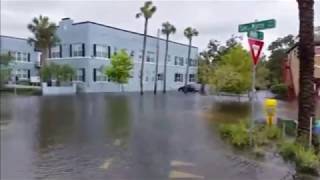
[163,34,169,94]
[154,29,160,95]
[184,39,192,90]
[140,18,148,95]
[41,48,48,67]
[297,0,317,147]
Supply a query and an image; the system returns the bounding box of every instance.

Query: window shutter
[82,43,85,57]
[27,70,31,79]
[93,44,97,57]
[69,44,72,57]
[28,53,30,62]
[108,46,111,58]
[59,45,62,58]
[82,68,85,82]
[48,47,52,58]
[93,68,96,82]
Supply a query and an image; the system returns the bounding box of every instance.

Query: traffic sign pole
[238,19,275,147]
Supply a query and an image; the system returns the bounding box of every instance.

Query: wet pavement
[0,92,319,180]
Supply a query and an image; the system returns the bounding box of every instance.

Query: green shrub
[218,121,250,148]
[218,123,235,139]
[279,141,298,161]
[295,147,319,174]
[271,83,288,98]
[264,125,282,140]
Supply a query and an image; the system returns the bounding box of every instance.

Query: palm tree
[161,22,176,93]
[184,27,199,90]
[297,0,317,147]
[136,1,156,95]
[27,15,59,67]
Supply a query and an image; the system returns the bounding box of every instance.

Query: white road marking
[99,158,113,170]
[169,170,204,179]
[171,160,195,167]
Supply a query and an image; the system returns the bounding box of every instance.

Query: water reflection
[38,96,77,149]
[106,95,131,145]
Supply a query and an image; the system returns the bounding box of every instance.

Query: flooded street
[1,92,319,180]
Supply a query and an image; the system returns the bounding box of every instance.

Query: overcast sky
[1,0,320,54]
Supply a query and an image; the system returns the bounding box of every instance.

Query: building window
[73,44,83,57]
[95,45,108,58]
[75,69,85,82]
[189,74,196,82]
[188,59,197,66]
[15,69,29,80]
[174,73,183,82]
[146,51,155,62]
[167,55,171,62]
[130,50,135,57]
[93,68,107,81]
[51,46,61,58]
[157,73,163,80]
[174,56,184,66]
[12,51,28,62]
[179,57,184,66]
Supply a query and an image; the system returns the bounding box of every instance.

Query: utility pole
[154,29,160,94]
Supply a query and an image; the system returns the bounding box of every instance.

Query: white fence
[42,82,76,95]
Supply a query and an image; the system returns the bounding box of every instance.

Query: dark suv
[178,84,198,93]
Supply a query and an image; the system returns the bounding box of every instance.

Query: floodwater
[0,92,319,180]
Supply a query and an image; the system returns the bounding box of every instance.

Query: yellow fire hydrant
[264,99,278,126]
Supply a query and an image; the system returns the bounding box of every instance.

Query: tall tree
[136,1,156,95]
[27,15,59,67]
[296,0,317,147]
[267,35,295,85]
[161,22,176,93]
[183,27,199,89]
[0,54,13,88]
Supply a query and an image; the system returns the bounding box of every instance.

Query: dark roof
[73,21,198,49]
[286,41,320,54]
[0,35,28,41]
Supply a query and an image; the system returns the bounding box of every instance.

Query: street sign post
[238,19,276,32]
[238,19,276,146]
[248,31,264,40]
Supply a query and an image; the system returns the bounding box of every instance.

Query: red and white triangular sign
[248,38,264,65]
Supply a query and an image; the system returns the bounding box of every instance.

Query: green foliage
[136,1,157,19]
[218,121,250,148]
[105,49,133,84]
[27,15,59,50]
[40,63,75,82]
[266,35,295,85]
[0,54,13,88]
[271,83,288,98]
[279,141,319,174]
[264,125,282,140]
[210,45,252,94]
[295,147,319,172]
[256,60,270,90]
[279,141,298,161]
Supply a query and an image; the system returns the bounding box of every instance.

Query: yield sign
[248,38,264,65]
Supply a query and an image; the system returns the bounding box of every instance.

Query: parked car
[178,84,198,93]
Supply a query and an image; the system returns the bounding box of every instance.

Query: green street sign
[238,19,276,32]
[247,31,264,40]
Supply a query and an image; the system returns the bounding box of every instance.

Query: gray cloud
[1,0,319,54]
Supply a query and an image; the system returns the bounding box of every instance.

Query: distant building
[0,18,198,93]
[46,18,198,93]
[283,41,320,98]
[0,35,39,81]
